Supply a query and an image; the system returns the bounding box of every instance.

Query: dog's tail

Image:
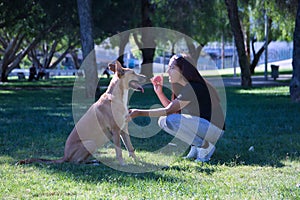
[15,157,65,165]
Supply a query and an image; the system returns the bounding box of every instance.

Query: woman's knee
[158,114,181,133]
[158,116,167,129]
[166,114,182,131]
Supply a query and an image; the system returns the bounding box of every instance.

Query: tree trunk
[225,0,252,87]
[27,41,59,69]
[117,31,130,67]
[141,29,155,76]
[133,29,155,79]
[245,10,251,66]
[43,41,58,69]
[0,33,24,82]
[140,0,155,78]
[70,49,80,69]
[77,0,98,98]
[0,32,40,82]
[185,37,203,67]
[49,44,75,69]
[250,18,273,74]
[250,39,271,74]
[250,44,265,74]
[290,0,300,102]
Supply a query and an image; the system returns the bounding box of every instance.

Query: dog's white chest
[120,90,129,129]
[109,89,129,130]
[123,90,129,108]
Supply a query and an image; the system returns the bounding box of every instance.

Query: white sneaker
[195,142,215,162]
[183,146,198,159]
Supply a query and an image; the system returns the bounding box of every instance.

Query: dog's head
[108,61,146,92]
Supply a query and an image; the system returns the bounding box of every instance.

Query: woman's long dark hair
[170,55,207,100]
[170,54,224,129]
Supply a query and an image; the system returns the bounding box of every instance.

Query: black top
[176,82,225,130]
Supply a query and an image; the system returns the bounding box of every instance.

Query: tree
[222,0,297,85]
[77,0,98,98]
[244,1,273,74]
[0,0,82,82]
[225,0,252,87]
[152,0,224,64]
[249,0,297,74]
[37,0,81,69]
[0,29,42,82]
[0,0,49,82]
[27,38,77,69]
[132,0,156,78]
[290,0,300,102]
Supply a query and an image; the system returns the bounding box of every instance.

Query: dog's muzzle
[129,80,144,93]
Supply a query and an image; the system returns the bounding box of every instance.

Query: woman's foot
[195,142,215,162]
[183,145,198,159]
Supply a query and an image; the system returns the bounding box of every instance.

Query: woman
[127,54,225,162]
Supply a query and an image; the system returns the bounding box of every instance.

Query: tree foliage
[151,0,231,62]
[92,0,140,41]
[0,0,81,82]
[0,0,50,81]
[0,0,299,88]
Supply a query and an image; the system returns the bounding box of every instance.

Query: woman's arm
[127,99,190,120]
[151,75,171,107]
[156,90,171,108]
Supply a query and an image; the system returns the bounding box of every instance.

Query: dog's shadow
[16,149,219,188]
[19,158,192,184]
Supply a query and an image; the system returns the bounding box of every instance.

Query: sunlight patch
[0,90,15,94]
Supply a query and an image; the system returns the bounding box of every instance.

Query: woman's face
[167,60,183,84]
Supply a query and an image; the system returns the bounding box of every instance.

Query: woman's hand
[151,74,171,107]
[126,109,140,122]
[150,74,163,94]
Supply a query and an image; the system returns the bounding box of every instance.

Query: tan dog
[17,61,146,166]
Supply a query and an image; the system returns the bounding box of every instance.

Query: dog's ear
[115,60,125,77]
[108,61,124,77]
[108,63,116,73]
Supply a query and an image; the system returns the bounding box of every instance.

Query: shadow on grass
[11,152,218,185]
[17,161,187,185]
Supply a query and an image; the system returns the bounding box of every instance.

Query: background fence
[200,41,293,70]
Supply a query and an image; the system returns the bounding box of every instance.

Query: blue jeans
[158,114,224,147]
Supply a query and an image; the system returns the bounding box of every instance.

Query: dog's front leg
[112,129,125,166]
[120,125,138,161]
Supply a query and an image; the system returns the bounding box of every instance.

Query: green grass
[0,78,300,199]
[1,76,112,89]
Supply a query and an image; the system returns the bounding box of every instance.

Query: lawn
[0,77,300,199]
